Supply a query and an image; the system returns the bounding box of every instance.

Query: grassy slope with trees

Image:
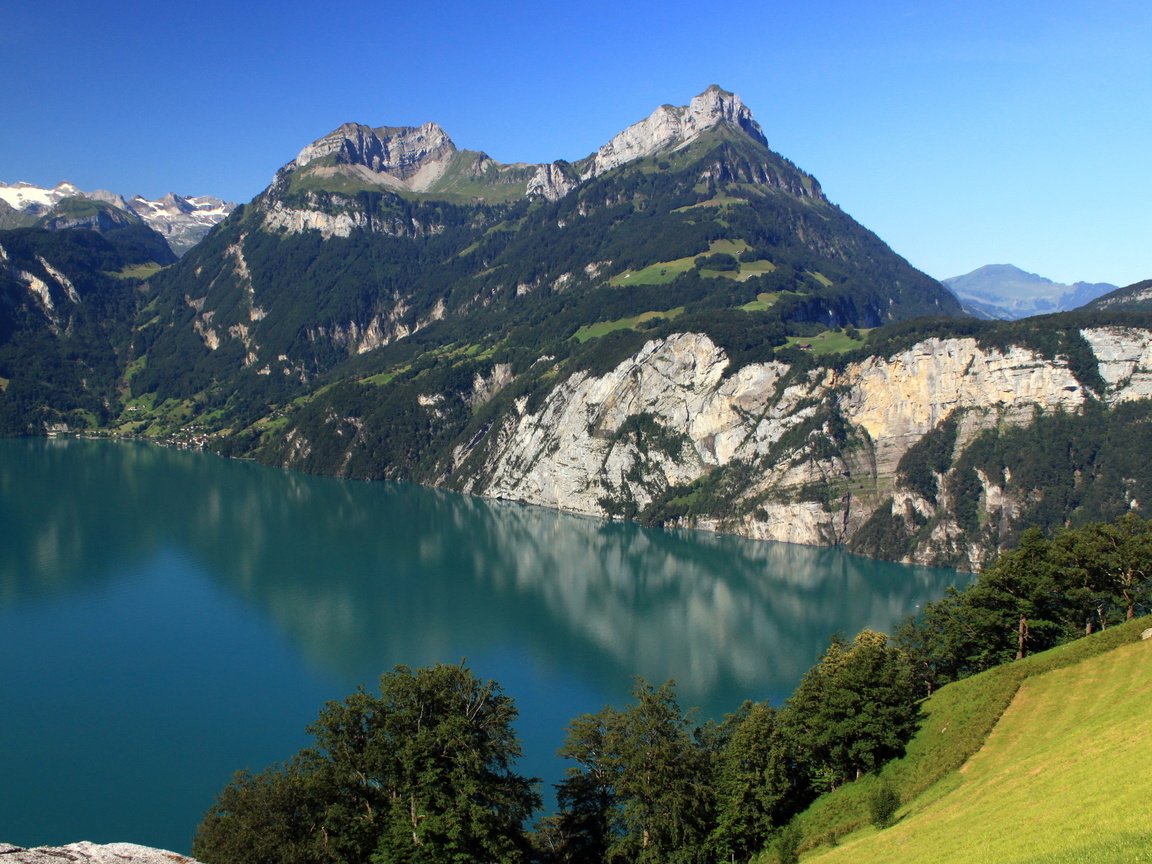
[798,620,1151,864]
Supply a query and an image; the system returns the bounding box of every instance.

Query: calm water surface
[0,438,962,852]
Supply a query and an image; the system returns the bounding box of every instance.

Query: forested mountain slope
[4,86,1152,567]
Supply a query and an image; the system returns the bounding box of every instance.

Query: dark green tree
[192,663,540,864]
[709,701,791,863]
[553,679,714,863]
[776,631,918,793]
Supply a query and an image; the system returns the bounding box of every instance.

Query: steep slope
[944,264,1115,319]
[0,225,170,434]
[1081,277,1152,313]
[805,626,1152,864]
[128,86,959,432]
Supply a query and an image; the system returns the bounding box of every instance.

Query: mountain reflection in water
[0,438,963,851]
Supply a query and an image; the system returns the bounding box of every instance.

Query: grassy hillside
[789,617,1152,863]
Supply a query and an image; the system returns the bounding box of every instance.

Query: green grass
[790,617,1152,864]
[608,239,773,286]
[785,329,870,354]
[610,255,698,286]
[572,308,684,343]
[673,194,750,212]
[110,262,166,280]
[740,291,798,312]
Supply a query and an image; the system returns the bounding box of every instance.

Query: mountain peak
[944,263,1116,319]
[291,121,458,185]
[588,85,767,177]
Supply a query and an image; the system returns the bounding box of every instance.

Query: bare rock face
[585,85,768,178]
[458,328,1152,565]
[295,122,457,180]
[0,842,199,864]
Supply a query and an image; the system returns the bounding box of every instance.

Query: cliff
[449,326,1152,569]
[0,843,198,864]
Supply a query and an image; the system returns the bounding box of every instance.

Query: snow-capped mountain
[125,193,233,256]
[0,180,234,256]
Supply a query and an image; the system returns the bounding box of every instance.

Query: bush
[867,780,900,829]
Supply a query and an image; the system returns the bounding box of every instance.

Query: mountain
[0,222,173,435]
[943,263,1115,319]
[1079,277,1152,313]
[124,193,233,256]
[0,181,234,256]
[8,86,1152,568]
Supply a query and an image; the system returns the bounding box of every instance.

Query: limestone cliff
[449,327,1152,568]
[0,843,198,864]
[584,85,769,178]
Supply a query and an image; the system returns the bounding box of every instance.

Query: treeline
[896,513,1152,694]
[192,632,918,864]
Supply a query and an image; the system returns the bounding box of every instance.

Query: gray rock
[1141,627,1152,640]
[0,842,199,864]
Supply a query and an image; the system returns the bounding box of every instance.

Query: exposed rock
[293,121,457,186]
[584,85,768,179]
[1080,327,1152,401]
[526,162,578,201]
[463,329,1152,565]
[1142,627,1152,641]
[0,842,198,864]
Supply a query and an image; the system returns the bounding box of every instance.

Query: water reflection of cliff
[1,438,963,705]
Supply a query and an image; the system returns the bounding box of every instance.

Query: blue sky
[3,0,1149,285]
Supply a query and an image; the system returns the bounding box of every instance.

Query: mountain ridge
[8,86,1152,569]
[0,180,234,256]
[943,263,1115,319]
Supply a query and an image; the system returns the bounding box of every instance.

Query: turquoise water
[0,438,962,852]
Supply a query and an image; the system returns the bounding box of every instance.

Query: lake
[0,437,962,853]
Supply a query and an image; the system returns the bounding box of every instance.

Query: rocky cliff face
[0,843,198,864]
[585,85,769,178]
[450,328,1152,568]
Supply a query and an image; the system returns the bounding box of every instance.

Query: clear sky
[2,0,1149,285]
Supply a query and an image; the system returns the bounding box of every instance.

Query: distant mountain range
[943,263,1116,319]
[0,181,234,256]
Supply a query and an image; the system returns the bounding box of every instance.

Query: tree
[775,631,918,793]
[553,679,714,863]
[1053,513,1152,626]
[192,754,337,864]
[710,701,792,863]
[192,663,540,864]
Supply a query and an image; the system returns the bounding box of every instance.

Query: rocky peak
[586,85,768,178]
[292,121,458,183]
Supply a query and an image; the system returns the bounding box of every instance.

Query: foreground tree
[552,679,714,863]
[709,701,793,863]
[193,663,540,864]
[898,515,1152,691]
[776,631,918,794]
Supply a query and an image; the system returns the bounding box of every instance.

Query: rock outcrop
[265,86,782,218]
[585,85,769,178]
[0,843,198,864]
[453,327,1152,567]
